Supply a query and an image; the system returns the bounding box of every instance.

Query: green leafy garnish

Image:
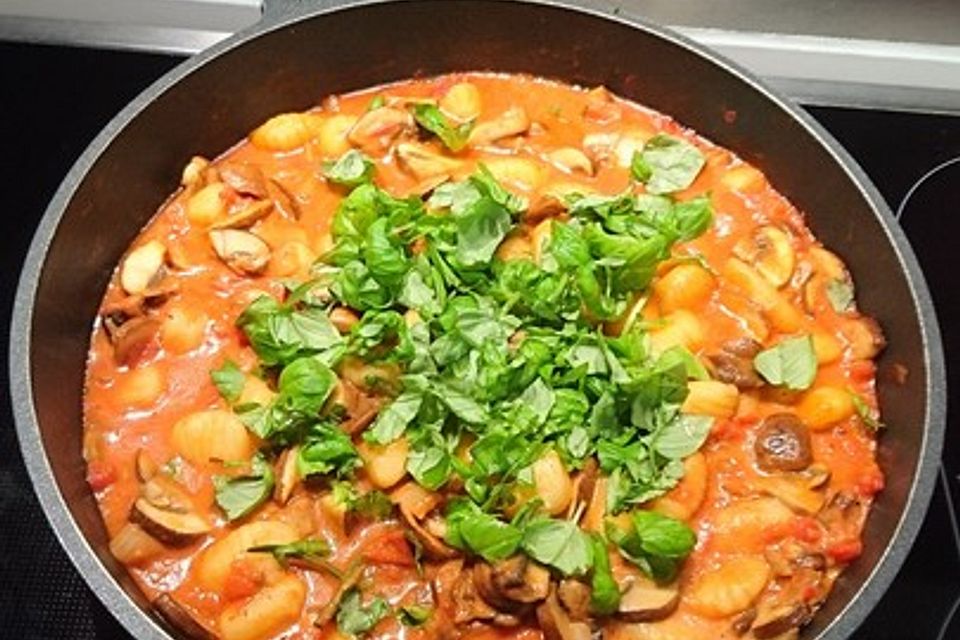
[606,510,696,582]
[456,511,523,562]
[336,588,390,636]
[589,533,621,615]
[521,517,593,576]
[825,278,855,313]
[249,538,332,572]
[631,134,706,194]
[411,103,473,151]
[398,605,432,626]
[333,483,395,519]
[213,454,274,521]
[851,391,883,430]
[210,360,245,403]
[323,149,375,188]
[753,335,818,390]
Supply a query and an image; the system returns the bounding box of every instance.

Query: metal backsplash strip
[0,1,958,110]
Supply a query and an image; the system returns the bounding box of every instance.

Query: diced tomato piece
[86,460,116,491]
[363,529,415,567]
[827,539,863,563]
[223,560,263,601]
[762,520,795,543]
[802,584,820,602]
[857,469,885,497]
[849,360,875,384]
[794,517,823,544]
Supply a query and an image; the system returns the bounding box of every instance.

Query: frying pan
[9,1,946,638]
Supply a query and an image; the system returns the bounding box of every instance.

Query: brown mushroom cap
[130,498,211,546]
[752,602,814,639]
[473,556,550,613]
[754,413,813,472]
[618,579,680,623]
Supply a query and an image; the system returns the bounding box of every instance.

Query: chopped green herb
[398,604,432,626]
[336,588,390,636]
[411,103,473,152]
[851,391,883,430]
[213,454,274,521]
[753,335,818,391]
[323,149,375,188]
[210,360,245,404]
[826,278,855,313]
[521,517,594,576]
[632,134,706,195]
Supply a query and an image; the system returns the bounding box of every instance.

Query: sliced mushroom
[536,589,592,640]
[468,107,530,146]
[547,147,594,176]
[210,199,274,230]
[209,229,271,275]
[757,476,825,515]
[525,193,566,224]
[111,316,161,366]
[709,351,764,389]
[274,446,300,505]
[397,489,457,559]
[130,498,211,546]
[439,82,482,122]
[733,226,796,288]
[219,163,268,198]
[754,413,813,472]
[618,579,680,622]
[451,568,498,624]
[474,556,550,612]
[396,142,464,181]
[121,240,167,295]
[557,579,591,621]
[752,602,813,639]
[153,594,215,640]
[348,106,413,152]
[266,178,301,219]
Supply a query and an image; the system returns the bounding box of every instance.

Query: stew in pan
[83,73,886,640]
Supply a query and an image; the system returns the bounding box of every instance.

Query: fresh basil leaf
[671,195,713,241]
[411,103,473,152]
[323,149,375,188]
[653,414,713,459]
[826,278,855,313]
[398,605,432,626]
[214,454,274,521]
[454,196,512,267]
[631,510,696,558]
[753,335,818,390]
[336,588,390,636]
[298,424,359,477]
[851,391,883,430]
[630,149,652,183]
[459,511,523,562]
[365,392,423,444]
[635,134,706,195]
[522,518,594,576]
[249,538,330,567]
[277,356,337,413]
[589,533,620,615]
[211,360,246,403]
[657,345,709,380]
[407,447,451,490]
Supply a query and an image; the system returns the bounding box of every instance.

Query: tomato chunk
[86,460,116,491]
[363,529,415,567]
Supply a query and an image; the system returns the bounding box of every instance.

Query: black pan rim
[8,1,946,638]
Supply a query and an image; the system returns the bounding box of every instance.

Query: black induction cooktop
[1,42,958,639]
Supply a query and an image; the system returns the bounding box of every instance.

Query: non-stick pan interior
[13,2,943,638]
